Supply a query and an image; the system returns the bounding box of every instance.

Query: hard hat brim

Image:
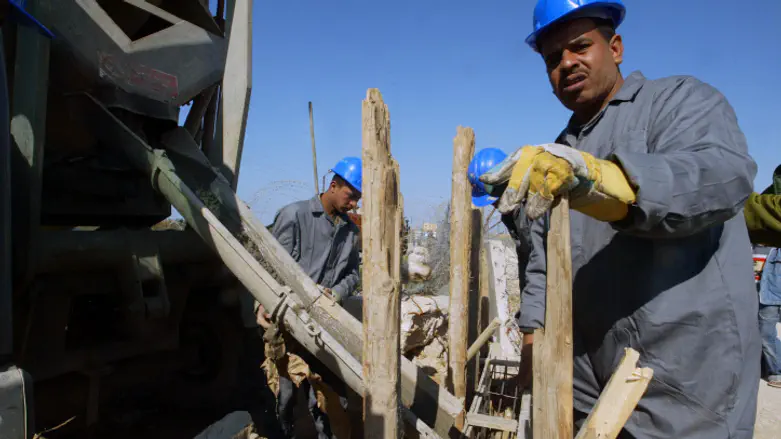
[10,3,54,38]
[525,2,625,52]
[472,193,498,208]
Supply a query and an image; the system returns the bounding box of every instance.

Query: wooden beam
[361,88,402,438]
[574,348,653,439]
[466,207,483,405]
[465,413,518,432]
[532,196,573,439]
[448,126,476,410]
[466,317,501,362]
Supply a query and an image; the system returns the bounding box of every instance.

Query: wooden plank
[476,238,492,377]
[466,317,502,362]
[517,390,532,439]
[220,0,252,189]
[448,126,476,409]
[361,88,402,438]
[9,2,51,289]
[574,348,653,439]
[465,413,518,432]
[532,196,573,439]
[466,207,483,405]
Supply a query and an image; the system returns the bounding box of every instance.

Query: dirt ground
[754,379,781,439]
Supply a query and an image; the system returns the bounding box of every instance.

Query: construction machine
[1,1,462,438]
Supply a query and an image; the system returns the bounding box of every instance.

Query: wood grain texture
[532,196,573,439]
[361,88,402,439]
[574,348,653,439]
[448,126,476,409]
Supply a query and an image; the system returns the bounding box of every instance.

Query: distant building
[422,223,437,233]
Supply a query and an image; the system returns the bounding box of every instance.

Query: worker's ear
[610,33,623,65]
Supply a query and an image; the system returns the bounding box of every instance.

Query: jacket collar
[565,70,646,135]
[309,195,325,214]
[611,70,646,103]
[309,194,349,225]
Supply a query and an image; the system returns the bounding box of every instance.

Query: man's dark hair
[331,174,347,187]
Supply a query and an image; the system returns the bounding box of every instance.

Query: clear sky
[209,0,780,226]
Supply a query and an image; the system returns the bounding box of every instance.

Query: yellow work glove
[479,144,637,222]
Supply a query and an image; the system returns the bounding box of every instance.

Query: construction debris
[401,295,449,354]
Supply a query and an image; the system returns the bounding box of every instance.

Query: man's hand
[479,144,637,222]
[317,285,336,300]
[255,303,272,329]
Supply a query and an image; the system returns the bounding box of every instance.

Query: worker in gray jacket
[257,156,362,439]
[479,1,760,438]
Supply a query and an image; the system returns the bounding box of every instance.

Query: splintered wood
[361,88,402,439]
[533,196,573,439]
[449,126,476,412]
[574,348,653,439]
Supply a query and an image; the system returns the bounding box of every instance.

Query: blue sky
[200,0,780,225]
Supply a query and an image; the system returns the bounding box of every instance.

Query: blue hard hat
[331,157,362,193]
[9,0,54,38]
[468,148,508,207]
[526,0,625,51]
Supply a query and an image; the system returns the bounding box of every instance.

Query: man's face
[538,18,623,114]
[330,181,361,213]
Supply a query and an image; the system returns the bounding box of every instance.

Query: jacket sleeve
[331,245,361,304]
[610,77,757,238]
[745,193,781,247]
[270,205,300,260]
[517,214,548,332]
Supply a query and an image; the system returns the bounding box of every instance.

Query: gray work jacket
[520,71,760,438]
[270,195,361,303]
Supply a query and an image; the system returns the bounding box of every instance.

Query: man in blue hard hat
[255,156,362,439]
[480,0,760,437]
[470,147,536,382]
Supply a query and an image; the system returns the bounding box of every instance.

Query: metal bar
[10,0,51,290]
[0,33,11,358]
[309,101,319,195]
[184,85,218,138]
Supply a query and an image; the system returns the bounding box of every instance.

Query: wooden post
[449,126,476,410]
[532,196,573,439]
[309,101,320,195]
[466,207,483,406]
[361,88,402,438]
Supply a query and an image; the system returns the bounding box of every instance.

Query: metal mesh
[465,357,531,439]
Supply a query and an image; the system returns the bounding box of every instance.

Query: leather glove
[479,144,637,222]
